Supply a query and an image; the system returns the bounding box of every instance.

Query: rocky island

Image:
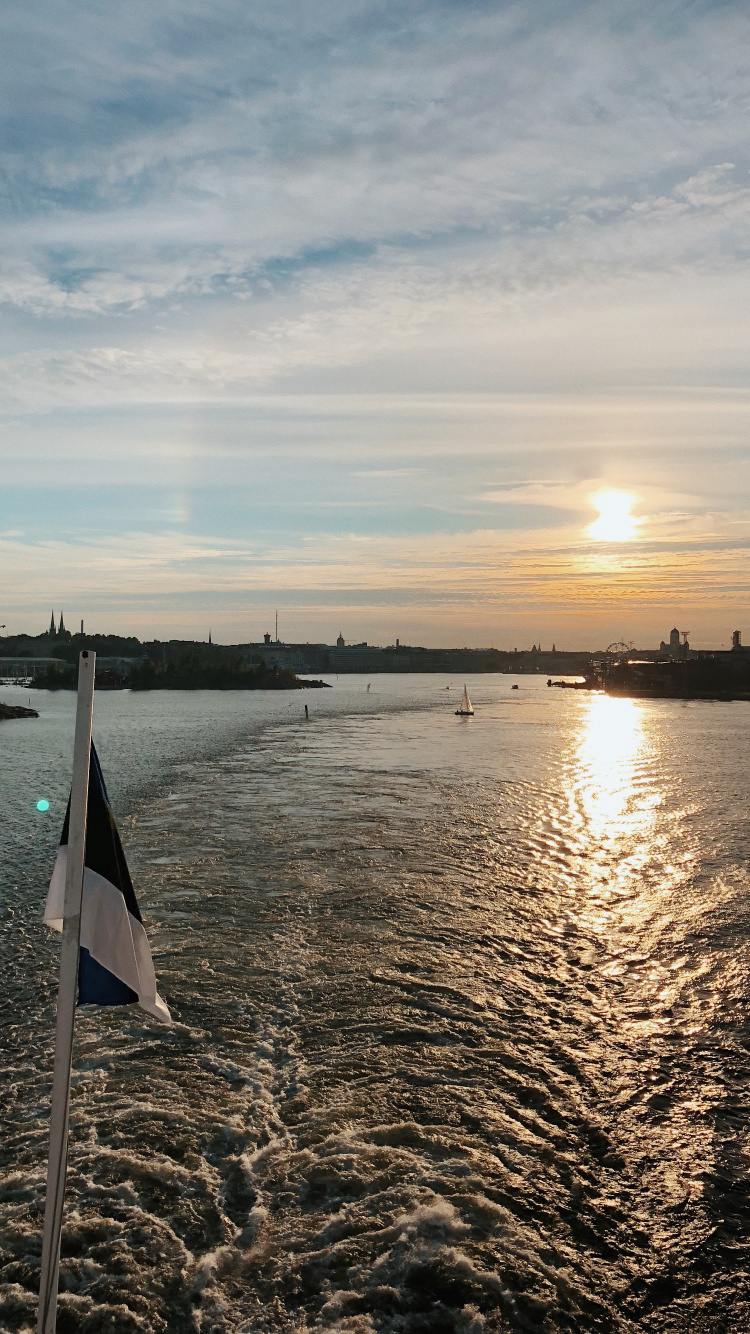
[0,702,39,720]
[128,658,331,691]
[28,656,330,692]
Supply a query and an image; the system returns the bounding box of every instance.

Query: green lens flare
[36,799,50,812]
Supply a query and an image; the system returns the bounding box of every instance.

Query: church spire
[58,610,66,636]
[49,610,56,637]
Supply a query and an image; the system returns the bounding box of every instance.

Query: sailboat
[455,684,474,716]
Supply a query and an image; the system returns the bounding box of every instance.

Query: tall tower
[49,610,56,637]
[58,611,66,637]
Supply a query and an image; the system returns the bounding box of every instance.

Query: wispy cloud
[2,3,750,323]
[3,515,750,647]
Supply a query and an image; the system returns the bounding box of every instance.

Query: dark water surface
[2,676,750,1333]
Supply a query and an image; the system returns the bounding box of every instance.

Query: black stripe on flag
[46,740,171,1022]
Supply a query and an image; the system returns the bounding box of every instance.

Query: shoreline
[26,674,332,692]
[0,701,39,720]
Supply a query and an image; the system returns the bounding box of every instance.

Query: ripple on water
[3,682,750,1331]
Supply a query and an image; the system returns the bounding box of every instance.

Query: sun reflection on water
[577,694,645,835]
[571,693,662,904]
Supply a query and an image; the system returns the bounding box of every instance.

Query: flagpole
[37,650,96,1334]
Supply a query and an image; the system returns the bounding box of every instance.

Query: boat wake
[3,690,750,1330]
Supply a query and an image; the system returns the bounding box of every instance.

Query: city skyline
[3,610,743,655]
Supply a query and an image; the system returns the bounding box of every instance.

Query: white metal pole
[37,651,96,1334]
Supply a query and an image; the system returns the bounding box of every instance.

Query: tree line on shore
[28,655,328,692]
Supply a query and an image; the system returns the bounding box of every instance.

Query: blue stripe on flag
[78,946,138,1006]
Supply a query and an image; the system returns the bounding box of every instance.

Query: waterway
[1,675,750,1332]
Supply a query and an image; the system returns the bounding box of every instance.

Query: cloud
[3,1,750,638]
[1,2,749,326]
[4,515,750,647]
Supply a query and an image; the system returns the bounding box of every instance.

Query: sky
[2,0,750,649]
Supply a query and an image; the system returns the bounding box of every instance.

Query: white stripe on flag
[44,847,171,1024]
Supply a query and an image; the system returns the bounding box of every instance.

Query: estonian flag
[43,742,170,1024]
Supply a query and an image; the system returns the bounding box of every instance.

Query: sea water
[1,675,750,1333]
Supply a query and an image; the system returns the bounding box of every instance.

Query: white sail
[456,684,473,714]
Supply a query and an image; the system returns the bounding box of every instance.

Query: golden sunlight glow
[587,490,639,542]
[577,694,644,834]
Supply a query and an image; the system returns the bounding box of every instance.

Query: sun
[587,490,639,542]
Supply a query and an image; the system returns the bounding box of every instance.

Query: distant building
[659,626,689,657]
[732,630,742,650]
[0,657,68,680]
[336,632,345,648]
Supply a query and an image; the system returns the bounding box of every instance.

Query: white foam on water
[3,682,750,1330]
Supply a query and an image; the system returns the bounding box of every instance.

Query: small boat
[455,684,474,716]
